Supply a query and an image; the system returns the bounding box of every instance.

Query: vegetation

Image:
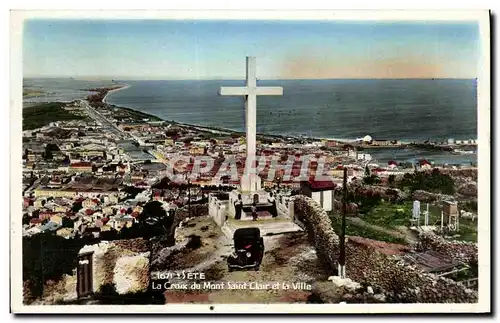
[23,233,88,297]
[345,189,383,214]
[361,201,442,229]
[388,174,396,187]
[398,169,455,195]
[115,106,162,122]
[23,89,45,97]
[23,102,86,130]
[363,174,380,185]
[444,217,478,243]
[330,214,407,245]
[42,143,60,160]
[461,200,478,213]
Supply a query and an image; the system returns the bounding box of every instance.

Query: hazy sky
[23,19,480,79]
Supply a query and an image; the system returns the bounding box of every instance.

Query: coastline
[103,83,131,103]
[97,86,477,165]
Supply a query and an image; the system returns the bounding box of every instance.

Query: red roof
[30,218,42,224]
[388,160,398,165]
[419,159,431,166]
[39,211,56,216]
[85,209,94,215]
[306,179,336,191]
[70,162,92,167]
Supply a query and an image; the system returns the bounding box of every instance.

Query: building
[419,160,432,170]
[300,179,337,212]
[69,162,93,173]
[371,139,392,146]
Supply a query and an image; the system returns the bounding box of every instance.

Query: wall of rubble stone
[417,231,478,265]
[294,196,340,269]
[294,195,478,303]
[113,252,150,295]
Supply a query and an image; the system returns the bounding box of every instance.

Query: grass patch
[444,218,478,243]
[23,102,86,130]
[330,214,407,245]
[361,201,443,229]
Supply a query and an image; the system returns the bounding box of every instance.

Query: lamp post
[338,167,347,279]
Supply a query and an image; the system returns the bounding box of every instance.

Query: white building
[300,180,336,212]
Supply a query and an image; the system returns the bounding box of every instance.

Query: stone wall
[113,252,150,295]
[294,196,339,269]
[294,195,478,303]
[417,231,478,265]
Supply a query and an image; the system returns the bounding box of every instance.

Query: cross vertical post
[219,56,283,193]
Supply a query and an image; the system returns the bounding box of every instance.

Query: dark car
[227,227,264,271]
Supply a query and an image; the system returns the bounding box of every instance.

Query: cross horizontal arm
[219,87,249,96]
[219,86,284,96]
[254,87,283,96]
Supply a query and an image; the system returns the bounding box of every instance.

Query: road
[79,100,126,137]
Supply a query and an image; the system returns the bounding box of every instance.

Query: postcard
[10,10,491,314]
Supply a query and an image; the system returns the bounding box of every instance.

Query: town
[21,80,479,305]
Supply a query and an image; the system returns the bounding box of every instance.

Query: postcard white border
[10,9,491,314]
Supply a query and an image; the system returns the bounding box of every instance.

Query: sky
[23,19,480,80]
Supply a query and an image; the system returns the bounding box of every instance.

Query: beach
[103,83,131,103]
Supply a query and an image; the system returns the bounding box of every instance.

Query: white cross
[219,57,283,191]
[219,57,283,192]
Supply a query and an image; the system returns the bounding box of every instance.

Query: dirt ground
[163,216,332,304]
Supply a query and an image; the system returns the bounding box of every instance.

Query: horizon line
[23,76,478,81]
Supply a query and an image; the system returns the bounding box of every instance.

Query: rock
[113,252,150,295]
[367,286,374,294]
[372,293,386,302]
[457,182,477,197]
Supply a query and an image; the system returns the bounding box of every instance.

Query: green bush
[398,169,455,195]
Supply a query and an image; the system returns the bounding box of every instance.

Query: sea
[23,78,478,165]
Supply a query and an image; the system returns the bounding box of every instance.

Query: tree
[23,233,85,297]
[45,143,60,152]
[363,175,380,185]
[388,174,396,187]
[43,146,53,160]
[62,155,70,165]
[72,201,83,213]
[365,165,371,177]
